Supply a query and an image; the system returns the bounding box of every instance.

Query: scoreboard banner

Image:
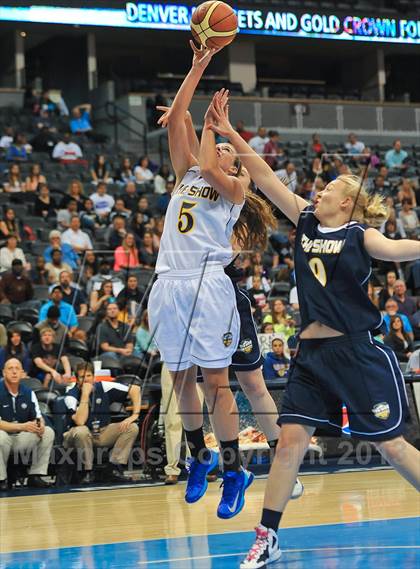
[1,3,419,44]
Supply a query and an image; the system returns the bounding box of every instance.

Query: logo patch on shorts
[239,338,253,353]
[372,402,390,420]
[223,332,233,347]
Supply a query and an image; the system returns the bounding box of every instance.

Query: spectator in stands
[134,156,154,184]
[107,215,127,250]
[3,163,26,193]
[90,182,115,219]
[34,183,56,219]
[392,279,417,320]
[130,212,146,241]
[249,127,269,156]
[6,133,29,162]
[263,299,296,339]
[116,275,144,316]
[35,305,68,347]
[30,255,50,285]
[86,258,123,296]
[39,285,78,333]
[59,270,88,317]
[361,146,380,169]
[378,270,397,310]
[90,280,116,317]
[0,235,28,272]
[52,132,84,164]
[248,275,268,319]
[121,181,139,212]
[0,207,23,243]
[0,330,30,373]
[397,178,417,207]
[236,120,253,143]
[137,196,153,222]
[246,263,271,294]
[154,164,174,195]
[114,233,140,272]
[138,231,158,269]
[263,131,283,170]
[0,358,55,489]
[83,249,98,276]
[134,309,158,359]
[310,133,325,156]
[373,174,389,195]
[0,259,33,305]
[45,249,73,284]
[383,219,402,241]
[33,90,58,117]
[115,157,136,185]
[110,197,131,221]
[152,217,164,249]
[30,125,57,155]
[25,163,46,192]
[157,179,174,214]
[263,338,290,380]
[60,180,86,211]
[383,298,414,340]
[63,362,140,483]
[384,315,414,362]
[44,230,79,270]
[90,154,113,185]
[61,215,93,254]
[0,126,14,150]
[411,298,420,341]
[385,139,408,171]
[344,132,365,155]
[97,302,134,360]
[30,327,72,388]
[275,161,298,193]
[306,157,323,182]
[80,198,102,232]
[399,199,419,238]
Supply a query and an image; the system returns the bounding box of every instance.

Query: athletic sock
[267,439,278,449]
[261,508,282,532]
[220,438,241,472]
[185,427,210,462]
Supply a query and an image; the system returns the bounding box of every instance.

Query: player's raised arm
[208,90,309,225]
[164,41,219,183]
[157,106,201,160]
[364,228,420,262]
[199,94,245,205]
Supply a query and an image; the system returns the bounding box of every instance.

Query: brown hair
[233,191,277,251]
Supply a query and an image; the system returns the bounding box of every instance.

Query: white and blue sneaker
[240,524,282,568]
[217,467,254,519]
[185,449,219,504]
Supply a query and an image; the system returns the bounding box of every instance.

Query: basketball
[190,1,238,49]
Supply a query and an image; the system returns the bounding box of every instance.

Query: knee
[73,425,91,439]
[127,423,139,436]
[375,436,407,462]
[276,426,310,453]
[0,430,11,446]
[42,426,55,444]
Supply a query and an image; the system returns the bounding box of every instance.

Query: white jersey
[156,166,243,274]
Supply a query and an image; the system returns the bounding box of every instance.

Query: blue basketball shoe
[217,467,254,519]
[185,449,219,504]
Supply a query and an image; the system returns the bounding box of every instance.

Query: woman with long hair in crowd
[384,315,414,362]
[138,231,158,269]
[207,89,420,568]
[90,154,112,185]
[0,207,22,243]
[25,163,47,192]
[34,183,56,218]
[263,298,296,339]
[0,330,30,373]
[60,179,85,210]
[115,157,136,185]
[113,232,140,272]
[3,163,26,193]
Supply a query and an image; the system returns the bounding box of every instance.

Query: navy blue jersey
[295,206,383,334]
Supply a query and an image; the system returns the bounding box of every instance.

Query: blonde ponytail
[338,174,389,228]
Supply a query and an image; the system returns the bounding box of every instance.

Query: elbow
[199,166,217,183]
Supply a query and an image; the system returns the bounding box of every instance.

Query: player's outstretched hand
[207,89,235,138]
[156,105,192,128]
[190,40,220,70]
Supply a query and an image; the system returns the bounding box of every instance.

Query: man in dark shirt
[58,270,88,317]
[392,280,417,320]
[97,303,134,360]
[121,181,139,213]
[0,358,54,489]
[116,275,145,315]
[0,259,33,304]
[30,327,72,388]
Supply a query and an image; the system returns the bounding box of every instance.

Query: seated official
[0,358,54,489]
[96,303,134,360]
[30,327,72,388]
[63,362,141,483]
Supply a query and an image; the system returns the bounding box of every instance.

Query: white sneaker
[291,478,304,499]
[240,524,282,568]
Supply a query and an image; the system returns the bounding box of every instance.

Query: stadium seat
[115,374,144,388]
[21,377,43,392]
[0,305,14,324]
[76,316,95,334]
[68,339,89,360]
[33,285,50,301]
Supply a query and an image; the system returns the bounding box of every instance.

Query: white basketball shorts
[148,266,240,372]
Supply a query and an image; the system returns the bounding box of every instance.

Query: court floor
[0,469,419,568]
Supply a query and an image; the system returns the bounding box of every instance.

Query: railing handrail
[96,101,148,154]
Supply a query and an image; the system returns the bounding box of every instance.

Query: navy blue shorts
[279,332,410,441]
[197,285,263,381]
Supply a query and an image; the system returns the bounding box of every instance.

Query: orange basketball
[191,1,238,49]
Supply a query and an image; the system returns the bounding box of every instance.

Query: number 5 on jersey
[178,201,197,234]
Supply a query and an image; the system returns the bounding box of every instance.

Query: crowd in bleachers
[0,94,419,490]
